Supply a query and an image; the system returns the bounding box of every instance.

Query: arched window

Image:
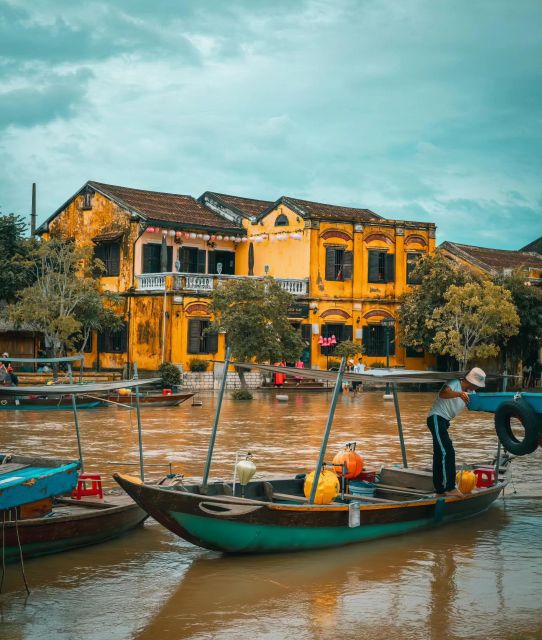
[275,214,289,226]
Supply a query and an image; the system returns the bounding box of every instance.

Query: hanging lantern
[330,335,337,346]
[255,236,263,243]
[146,226,155,233]
[235,453,257,497]
[175,231,182,239]
[168,229,175,237]
[216,235,223,241]
[203,234,210,241]
[196,233,202,239]
[162,230,168,236]
[318,335,324,345]
[270,235,276,242]
[210,235,216,241]
[241,237,248,243]
[189,232,197,239]
[332,443,364,479]
[233,236,241,243]
[155,227,161,234]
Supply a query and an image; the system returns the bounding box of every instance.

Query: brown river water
[1,390,541,640]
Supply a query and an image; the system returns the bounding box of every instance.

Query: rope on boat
[0,511,5,593]
[14,510,30,595]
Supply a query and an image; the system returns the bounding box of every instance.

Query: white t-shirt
[353,363,366,373]
[428,379,466,421]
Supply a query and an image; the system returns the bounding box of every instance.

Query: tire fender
[494,400,540,456]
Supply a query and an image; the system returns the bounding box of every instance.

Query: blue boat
[468,392,542,414]
[0,454,80,510]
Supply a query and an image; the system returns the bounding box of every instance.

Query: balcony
[135,273,309,296]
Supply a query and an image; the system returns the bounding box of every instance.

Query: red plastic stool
[162,388,172,396]
[473,467,496,488]
[72,473,104,500]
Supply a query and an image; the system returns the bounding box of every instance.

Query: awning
[0,378,160,396]
[92,231,125,243]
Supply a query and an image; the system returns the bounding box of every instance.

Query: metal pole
[385,329,391,396]
[392,383,408,468]
[67,364,84,472]
[494,439,501,485]
[133,362,145,481]
[202,347,231,491]
[309,357,346,504]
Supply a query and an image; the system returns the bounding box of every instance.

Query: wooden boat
[114,356,509,555]
[115,463,507,555]
[106,391,195,407]
[1,494,147,563]
[0,454,80,510]
[0,395,101,410]
[0,360,160,569]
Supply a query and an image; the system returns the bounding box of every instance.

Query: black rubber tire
[494,400,540,456]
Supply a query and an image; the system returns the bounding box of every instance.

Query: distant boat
[106,391,195,407]
[0,395,101,410]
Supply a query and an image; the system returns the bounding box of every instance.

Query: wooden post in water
[133,363,145,481]
[309,357,346,504]
[202,347,231,491]
[67,363,85,472]
[392,383,408,468]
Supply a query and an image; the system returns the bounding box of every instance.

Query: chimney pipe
[31,183,37,236]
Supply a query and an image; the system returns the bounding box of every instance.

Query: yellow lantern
[456,470,476,494]
[303,468,340,504]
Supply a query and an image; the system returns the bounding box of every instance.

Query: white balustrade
[183,274,214,291]
[136,274,166,291]
[276,278,308,295]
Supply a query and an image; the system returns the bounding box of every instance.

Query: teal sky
[0,0,540,248]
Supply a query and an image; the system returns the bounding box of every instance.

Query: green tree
[209,277,305,396]
[497,271,542,362]
[427,282,520,369]
[398,251,474,352]
[334,340,363,360]
[0,213,38,301]
[9,239,122,358]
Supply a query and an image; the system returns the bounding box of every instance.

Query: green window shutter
[188,319,202,354]
[142,244,152,273]
[301,324,312,342]
[206,330,219,353]
[368,251,380,283]
[343,251,353,280]
[208,251,216,274]
[167,247,173,272]
[385,253,395,283]
[389,326,396,356]
[197,250,206,274]
[343,325,353,342]
[109,243,121,276]
[325,248,336,280]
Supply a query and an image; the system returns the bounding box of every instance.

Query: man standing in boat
[427,368,486,497]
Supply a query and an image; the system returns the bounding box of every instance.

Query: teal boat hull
[0,454,80,510]
[114,474,504,554]
[468,392,542,414]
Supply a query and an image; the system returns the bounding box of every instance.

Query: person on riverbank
[427,367,486,497]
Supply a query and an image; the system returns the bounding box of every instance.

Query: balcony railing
[136,273,309,295]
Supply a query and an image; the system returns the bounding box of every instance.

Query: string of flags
[144,227,306,243]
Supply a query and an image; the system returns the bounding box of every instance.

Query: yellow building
[37,182,436,372]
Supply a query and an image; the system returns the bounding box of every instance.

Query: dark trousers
[427,414,456,493]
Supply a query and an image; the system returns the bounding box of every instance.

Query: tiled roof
[521,236,542,254]
[270,196,382,222]
[202,192,273,219]
[89,182,244,232]
[440,241,542,273]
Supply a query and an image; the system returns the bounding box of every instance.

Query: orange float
[456,470,476,494]
[332,443,364,479]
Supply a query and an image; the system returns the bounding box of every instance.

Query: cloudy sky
[0,0,540,248]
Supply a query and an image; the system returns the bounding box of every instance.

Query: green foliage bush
[231,388,253,400]
[370,361,386,368]
[188,358,208,372]
[158,362,181,388]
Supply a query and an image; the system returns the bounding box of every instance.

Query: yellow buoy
[456,470,476,494]
[118,388,132,396]
[303,468,340,504]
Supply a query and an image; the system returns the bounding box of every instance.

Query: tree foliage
[427,282,520,369]
[497,271,542,361]
[0,214,38,301]
[398,251,475,351]
[209,277,304,390]
[334,340,363,360]
[9,239,122,357]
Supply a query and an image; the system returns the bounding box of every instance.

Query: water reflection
[0,392,541,640]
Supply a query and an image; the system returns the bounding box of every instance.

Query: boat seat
[0,463,30,476]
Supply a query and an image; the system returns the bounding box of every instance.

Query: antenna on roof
[31,183,37,236]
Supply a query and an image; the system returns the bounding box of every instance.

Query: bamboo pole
[308,357,346,504]
[133,363,145,481]
[67,364,84,472]
[392,384,408,468]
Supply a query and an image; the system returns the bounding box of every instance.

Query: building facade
[37,181,436,372]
